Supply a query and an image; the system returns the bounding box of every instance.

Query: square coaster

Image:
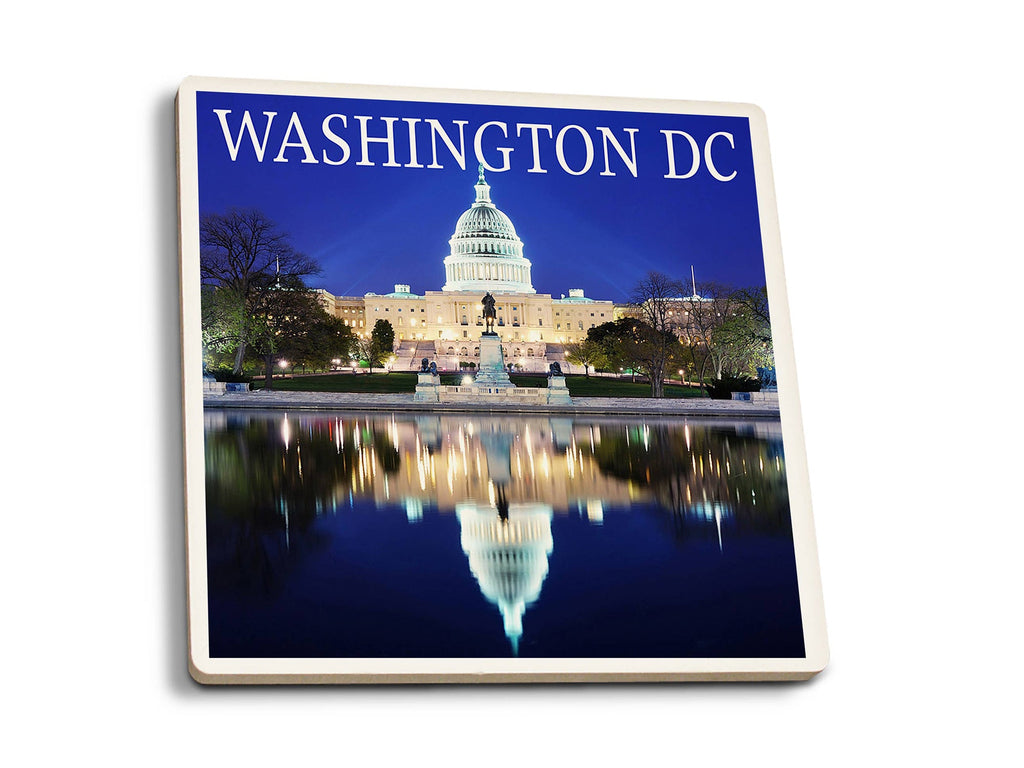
[177,77,827,683]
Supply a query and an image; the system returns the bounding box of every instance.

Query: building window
[578,321,584,330]
[460,347,468,356]
[527,348,534,356]
[538,319,543,326]
[473,347,479,357]
[447,346,454,355]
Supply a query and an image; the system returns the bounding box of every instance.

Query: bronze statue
[482,292,497,334]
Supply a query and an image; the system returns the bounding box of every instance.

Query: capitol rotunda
[318,168,617,372]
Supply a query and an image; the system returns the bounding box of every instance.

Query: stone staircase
[392,340,421,371]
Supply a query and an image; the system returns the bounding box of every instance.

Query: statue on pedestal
[482,292,497,335]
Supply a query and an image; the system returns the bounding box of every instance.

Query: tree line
[200,209,773,398]
[565,271,774,398]
[199,209,395,387]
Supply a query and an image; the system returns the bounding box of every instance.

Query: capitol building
[317,168,621,373]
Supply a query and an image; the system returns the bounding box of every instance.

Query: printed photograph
[188,84,806,664]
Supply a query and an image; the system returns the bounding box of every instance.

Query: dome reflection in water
[203,411,804,659]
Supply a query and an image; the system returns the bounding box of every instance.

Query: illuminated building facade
[317,169,617,372]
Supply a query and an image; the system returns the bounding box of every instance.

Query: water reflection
[204,410,798,658]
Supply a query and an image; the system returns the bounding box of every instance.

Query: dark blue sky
[196,91,766,302]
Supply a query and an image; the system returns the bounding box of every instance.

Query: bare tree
[628,271,687,397]
[675,281,744,387]
[200,208,320,374]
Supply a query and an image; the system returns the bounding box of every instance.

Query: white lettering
[597,127,639,177]
[704,131,737,181]
[555,124,594,176]
[516,123,553,173]
[661,130,700,179]
[213,110,277,162]
[474,121,512,172]
[426,119,468,170]
[321,114,351,166]
[273,112,318,164]
[354,116,401,167]
[404,118,424,168]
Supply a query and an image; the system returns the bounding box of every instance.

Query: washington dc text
[210,109,741,182]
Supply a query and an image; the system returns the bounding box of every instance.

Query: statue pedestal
[413,372,441,402]
[547,374,572,405]
[473,334,514,389]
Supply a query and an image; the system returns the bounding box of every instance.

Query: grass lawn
[252,372,703,398]
[253,372,419,393]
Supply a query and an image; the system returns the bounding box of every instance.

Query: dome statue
[442,167,536,294]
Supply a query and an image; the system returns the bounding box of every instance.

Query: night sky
[195,91,767,303]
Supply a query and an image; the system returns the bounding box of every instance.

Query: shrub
[705,375,761,399]
[208,367,253,384]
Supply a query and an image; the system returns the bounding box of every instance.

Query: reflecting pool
[204,410,804,658]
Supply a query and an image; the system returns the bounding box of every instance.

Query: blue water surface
[204,410,804,658]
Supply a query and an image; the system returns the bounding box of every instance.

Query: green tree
[289,313,356,372]
[588,318,682,396]
[564,338,607,376]
[677,283,771,383]
[246,275,328,389]
[675,281,742,391]
[200,208,320,375]
[359,319,395,372]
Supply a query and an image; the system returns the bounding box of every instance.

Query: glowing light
[278,359,288,368]
[281,414,291,451]
[462,375,473,386]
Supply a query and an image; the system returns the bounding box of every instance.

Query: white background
[4,2,1020,764]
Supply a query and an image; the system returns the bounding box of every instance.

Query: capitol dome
[442,167,535,294]
[457,502,554,654]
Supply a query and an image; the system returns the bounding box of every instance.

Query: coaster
[177,76,827,683]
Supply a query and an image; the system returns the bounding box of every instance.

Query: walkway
[201,391,781,418]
